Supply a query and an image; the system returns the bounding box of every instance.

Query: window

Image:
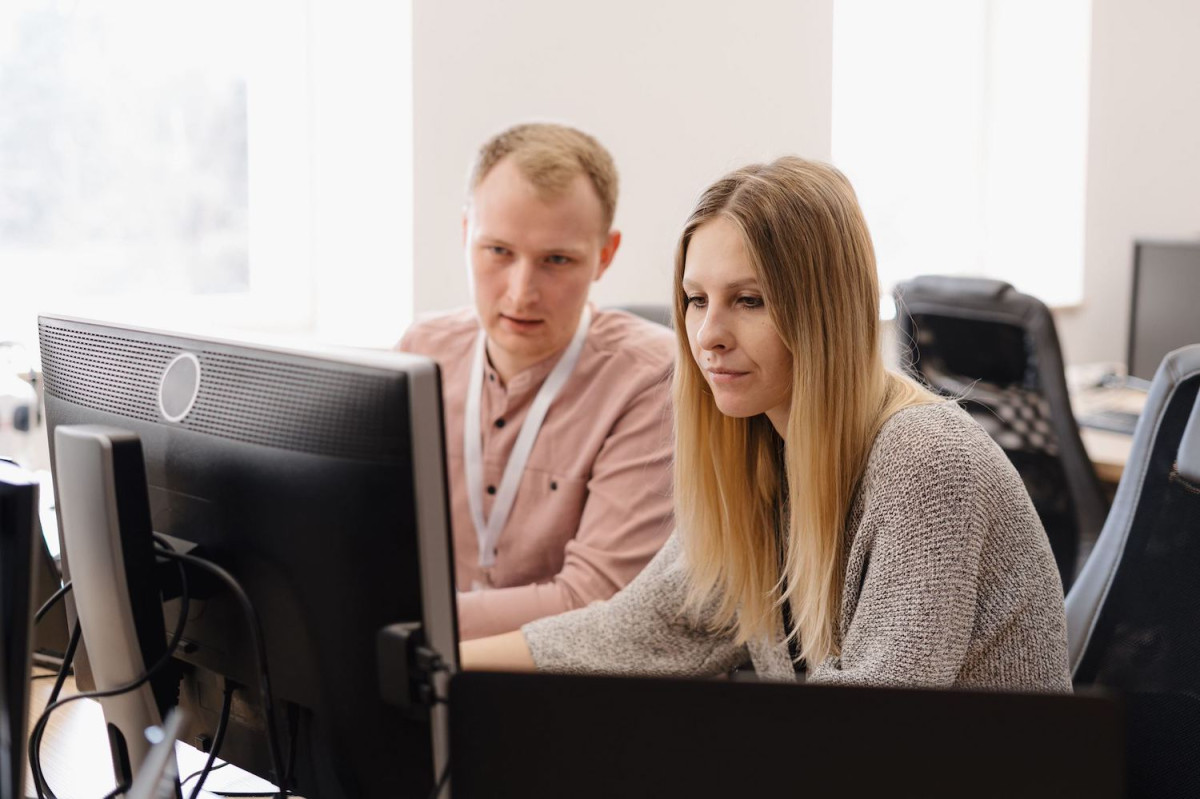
[0,1,412,352]
[833,0,1092,310]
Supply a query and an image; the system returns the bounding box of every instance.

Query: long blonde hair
[673,157,936,664]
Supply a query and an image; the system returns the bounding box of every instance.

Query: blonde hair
[468,123,619,231]
[673,157,937,665]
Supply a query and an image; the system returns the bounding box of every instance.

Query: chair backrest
[894,276,1108,591]
[1065,343,1200,797]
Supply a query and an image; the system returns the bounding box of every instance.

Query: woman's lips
[707,369,750,384]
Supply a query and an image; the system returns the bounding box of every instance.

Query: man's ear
[595,230,622,281]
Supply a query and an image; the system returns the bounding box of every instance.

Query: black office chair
[1066,343,1200,798]
[894,276,1108,591]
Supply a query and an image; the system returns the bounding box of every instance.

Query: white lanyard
[464,306,591,569]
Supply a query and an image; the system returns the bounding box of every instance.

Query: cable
[34,580,72,624]
[180,761,229,789]
[155,549,288,799]
[187,679,236,799]
[46,621,81,707]
[428,759,451,799]
[29,553,190,799]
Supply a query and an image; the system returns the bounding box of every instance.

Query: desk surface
[25,669,282,799]
[1072,383,1145,485]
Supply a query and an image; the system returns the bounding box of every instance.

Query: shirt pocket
[501,468,589,584]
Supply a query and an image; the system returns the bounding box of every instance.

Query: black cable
[46,621,81,707]
[187,679,236,799]
[180,761,229,788]
[34,580,72,624]
[155,549,287,799]
[428,759,451,799]
[29,553,191,799]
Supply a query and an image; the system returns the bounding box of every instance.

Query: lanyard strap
[464,306,592,569]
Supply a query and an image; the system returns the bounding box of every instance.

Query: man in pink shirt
[399,123,675,640]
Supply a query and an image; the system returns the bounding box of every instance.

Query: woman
[462,157,1071,691]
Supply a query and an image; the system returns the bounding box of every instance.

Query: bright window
[833,0,1092,310]
[0,0,412,352]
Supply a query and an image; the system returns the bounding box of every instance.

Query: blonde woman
[462,157,1071,691]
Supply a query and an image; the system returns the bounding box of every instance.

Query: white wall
[411,0,834,316]
[1055,0,1200,365]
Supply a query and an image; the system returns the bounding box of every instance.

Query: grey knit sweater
[523,402,1072,691]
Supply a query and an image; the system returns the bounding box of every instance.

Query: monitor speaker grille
[39,321,407,462]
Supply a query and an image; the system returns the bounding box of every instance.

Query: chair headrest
[902,276,1015,302]
[1178,390,1200,483]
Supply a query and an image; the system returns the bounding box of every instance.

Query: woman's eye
[738,295,764,308]
[684,295,707,309]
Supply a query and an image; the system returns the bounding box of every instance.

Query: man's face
[464,157,619,380]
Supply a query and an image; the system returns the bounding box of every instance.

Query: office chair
[893,276,1108,591]
[607,304,672,329]
[1066,343,1200,798]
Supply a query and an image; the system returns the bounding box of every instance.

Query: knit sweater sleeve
[808,409,991,688]
[521,532,749,677]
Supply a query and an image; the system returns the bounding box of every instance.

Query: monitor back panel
[1130,241,1200,381]
[450,672,1124,799]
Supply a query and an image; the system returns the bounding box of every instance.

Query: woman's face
[682,217,793,435]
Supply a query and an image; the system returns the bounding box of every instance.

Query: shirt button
[494,418,506,429]
[487,485,496,495]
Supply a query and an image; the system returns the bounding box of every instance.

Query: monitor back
[450,672,1124,799]
[1130,241,1200,381]
[39,316,457,799]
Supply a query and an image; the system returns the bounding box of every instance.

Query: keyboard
[1078,408,1140,435]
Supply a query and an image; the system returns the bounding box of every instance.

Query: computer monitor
[1129,241,1200,381]
[38,315,459,799]
[0,460,39,799]
[451,672,1126,798]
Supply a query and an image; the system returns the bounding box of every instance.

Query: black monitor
[1129,241,1200,381]
[451,672,1126,798]
[38,315,458,799]
[0,460,39,799]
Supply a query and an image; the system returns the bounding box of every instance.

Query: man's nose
[506,259,539,307]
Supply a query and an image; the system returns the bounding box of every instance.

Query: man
[399,123,675,640]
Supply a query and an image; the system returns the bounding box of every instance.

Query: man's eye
[487,246,509,256]
[546,255,572,265]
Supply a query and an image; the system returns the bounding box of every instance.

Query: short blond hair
[468,123,619,231]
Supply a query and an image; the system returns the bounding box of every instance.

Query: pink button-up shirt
[399,306,675,639]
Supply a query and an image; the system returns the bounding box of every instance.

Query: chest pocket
[500,468,589,583]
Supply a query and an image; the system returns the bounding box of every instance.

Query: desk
[25,669,283,799]
[1071,384,1146,485]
